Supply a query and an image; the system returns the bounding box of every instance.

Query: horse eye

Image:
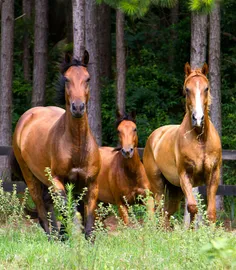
[86,78,90,83]
[205,87,209,92]
[64,77,69,83]
[117,130,120,134]
[134,128,137,132]
[185,87,190,94]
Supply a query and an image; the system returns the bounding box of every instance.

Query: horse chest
[116,170,145,203]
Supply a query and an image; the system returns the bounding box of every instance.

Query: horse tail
[9,149,38,219]
[9,149,24,182]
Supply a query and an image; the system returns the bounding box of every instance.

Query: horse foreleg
[25,175,50,234]
[179,172,198,223]
[42,185,58,233]
[51,177,67,237]
[84,179,98,239]
[206,166,220,222]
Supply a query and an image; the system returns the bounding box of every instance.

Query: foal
[97,112,153,224]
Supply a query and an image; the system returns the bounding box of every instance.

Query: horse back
[13,106,65,185]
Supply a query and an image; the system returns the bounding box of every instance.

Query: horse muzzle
[70,101,86,118]
[192,112,204,127]
[121,147,134,159]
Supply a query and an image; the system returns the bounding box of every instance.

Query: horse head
[116,111,138,159]
[184,62,210,128]
[58,50,90,118]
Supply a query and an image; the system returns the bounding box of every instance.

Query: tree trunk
[66,0,73,43]
[72,0,85,60]
[23,0,33,82]
[97,3,111,80]
[32,0,48,107]
[185,11,208,226]
[0,0,14,181]
[85,0,102,146]
[168,1,179,69]
[116,10,126,115]
[190,12,208,69]
[209,2,223,210]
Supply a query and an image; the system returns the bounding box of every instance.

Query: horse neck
[119,148,142,177]
[64,108,90,145]
[183,108,210,142]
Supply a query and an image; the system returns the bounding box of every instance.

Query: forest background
[0,0,235,213]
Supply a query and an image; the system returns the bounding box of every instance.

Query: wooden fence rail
[1,146,236,195]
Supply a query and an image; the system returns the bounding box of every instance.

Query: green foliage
[45,167,86,238]
[0,180,29,225]
[202,237,236,268]
[97,0,178,17]
[188,0,215,13]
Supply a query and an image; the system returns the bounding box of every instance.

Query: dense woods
[0,0,235,212]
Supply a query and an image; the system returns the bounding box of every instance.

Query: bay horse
[143,63,222,224]
[12,51,101,238]
[97,112,154,224]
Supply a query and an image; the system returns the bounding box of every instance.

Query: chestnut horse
[97,112,153,224]
[12,51,101,237]
[143,63,221,223]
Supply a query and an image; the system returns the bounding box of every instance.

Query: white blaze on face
[194,80,204,126]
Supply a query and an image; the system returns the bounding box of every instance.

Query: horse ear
[64,52,72,64]
[82,50,89,65]
[130,111,136,122]
[116,109,123,119]
[201,63,208,75]
[184,62,191,77]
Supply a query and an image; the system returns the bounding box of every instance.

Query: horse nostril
[192,114,197,121]
[72,103,76,112]
[130,148,134,153]
[79,103,85,112]
[201,115,204,121]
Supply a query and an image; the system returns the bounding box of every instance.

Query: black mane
[60,58,87,74]
[116,112,136,128]
[56,58,86,105]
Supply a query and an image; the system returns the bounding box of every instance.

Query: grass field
[1,182,236,270]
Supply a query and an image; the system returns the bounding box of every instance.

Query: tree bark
[209,1,223,210]
[97,3,111,80]
[116,10,126,115]
[85,0,102,146]
[185,11,208,225]
[72,0,85,60]
[0,0,14,181]
[32,0,48,107]
[66,0,73,43]
[190,12,208,69]
[23,0,33,82]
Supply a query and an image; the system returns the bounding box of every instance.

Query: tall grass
[0,178,236,269]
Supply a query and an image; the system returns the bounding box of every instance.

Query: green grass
[1,214,236,269]
[1,180,236,269]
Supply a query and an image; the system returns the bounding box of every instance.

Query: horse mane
[56,58,87,105]
[116,112,136,128]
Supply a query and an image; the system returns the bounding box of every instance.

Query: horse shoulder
[203,122,222,171]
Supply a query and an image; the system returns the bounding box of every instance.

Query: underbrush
[0,179,236,269]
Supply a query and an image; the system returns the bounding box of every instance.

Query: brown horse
[12,51,101,237]
[97,112,153,224]
[143,63,222,224]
